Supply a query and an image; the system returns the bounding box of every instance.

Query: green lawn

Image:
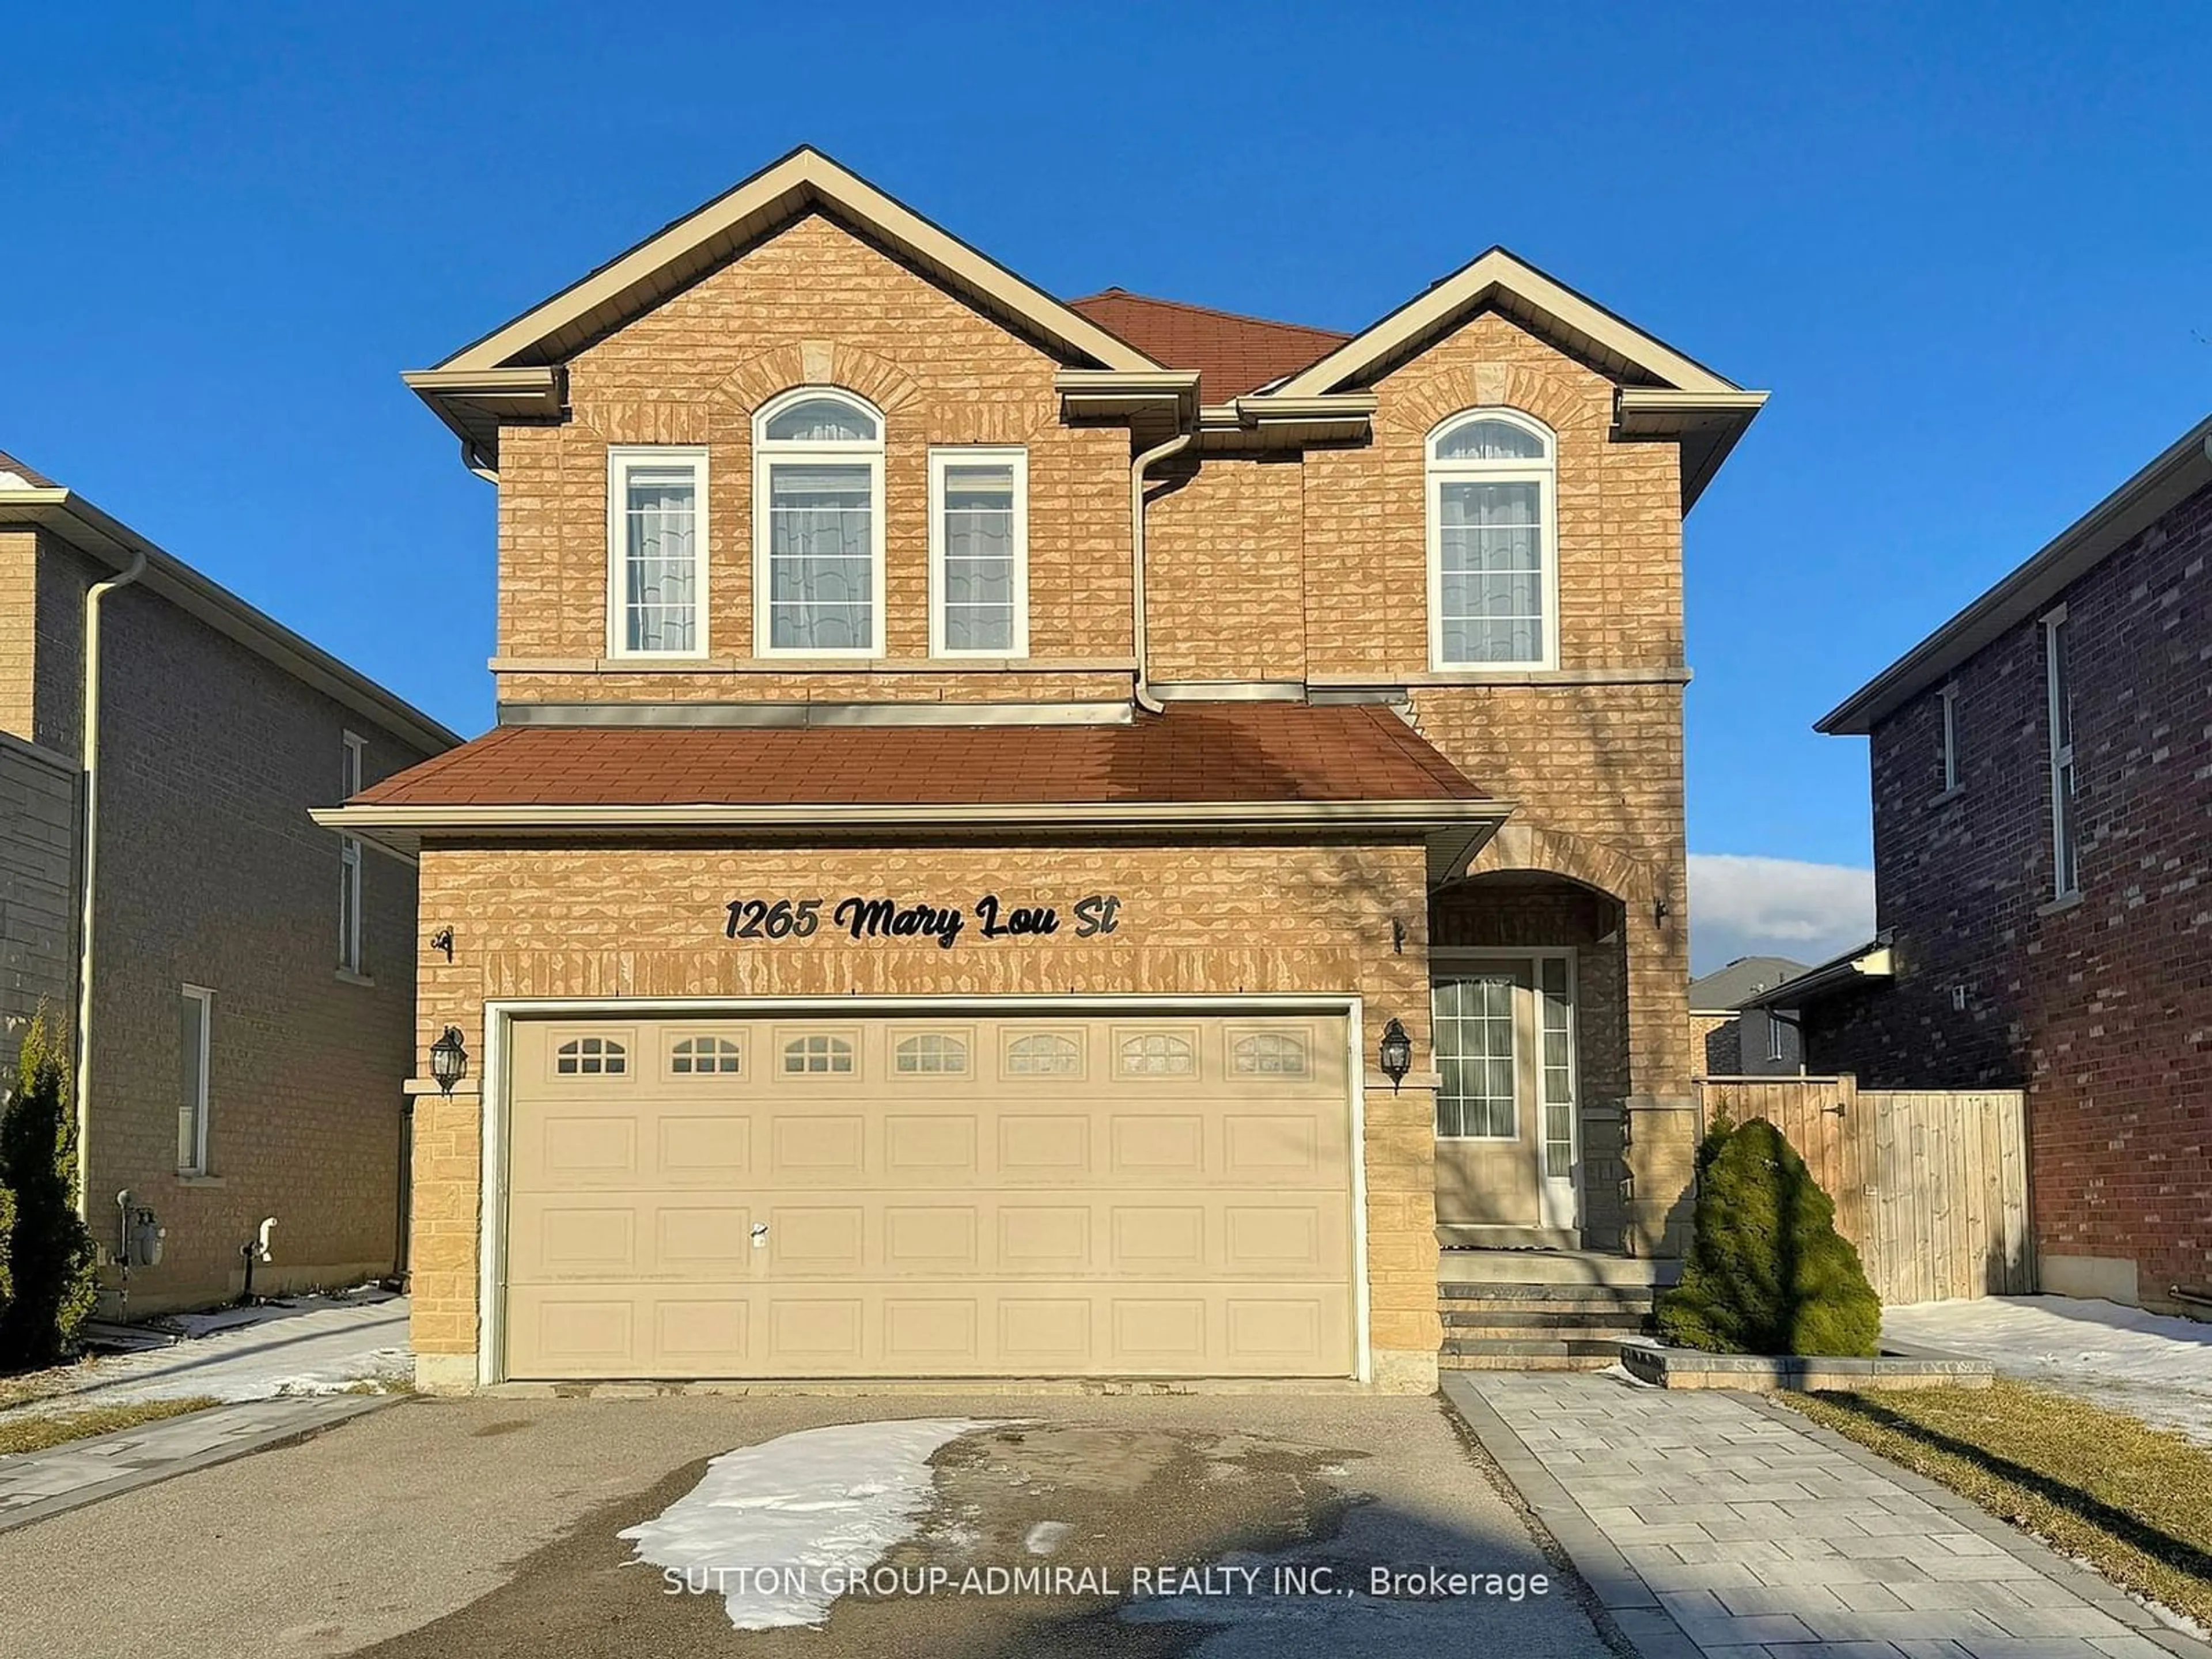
[0,1396,222,1456]
[1782,1378,2212,1627]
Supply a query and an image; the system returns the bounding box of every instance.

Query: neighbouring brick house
[1688,955,1806,1077]
[1797,414,2212,1316]
[321,146,1766,1391]
[1,450,456,1314]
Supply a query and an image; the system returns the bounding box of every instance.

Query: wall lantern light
[1378,1018,1414,1093]
[429,1027,470,1096]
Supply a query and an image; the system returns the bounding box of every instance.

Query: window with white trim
[1939,683,1961,794]
[179,985,213,1173]
[339,731,365,974]
[754,390,884,656]
[607,446,708,657]
[929,448,1027,656]
[1426,410,1558,669]
[2044,607,2078,898]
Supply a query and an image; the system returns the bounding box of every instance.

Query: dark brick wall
[1805,478,2212,1302]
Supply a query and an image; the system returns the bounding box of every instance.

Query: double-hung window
[754,390,884,656]
[929,448,1027,656]
[339,731,365,974]
[607,446,708,657]
[1427,409,1558,669]
[1938,683,1961,794]
[2044,606,2079,899]
[179,985,213,1174]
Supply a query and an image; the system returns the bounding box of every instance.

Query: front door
[1430,955,1580,1234]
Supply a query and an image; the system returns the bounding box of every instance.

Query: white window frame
[752,388,886,659]
[179,984,213,1175]
[2043,604,2079,899]
[605,445,710,660]
[927,446,1028,658]
[339,731,366,974]
[1425,408,1559,672]
[1938,682,1961,795]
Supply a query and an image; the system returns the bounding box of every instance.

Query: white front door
[1431,953,1580,1233]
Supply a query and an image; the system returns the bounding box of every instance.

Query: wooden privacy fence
[1694,1077,2033,1304]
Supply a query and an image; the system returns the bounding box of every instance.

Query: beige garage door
[502,1010,1355,1380]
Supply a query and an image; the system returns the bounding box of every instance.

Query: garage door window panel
[1116,1030,1199,1078]
[555,1035,630,1078]
[782,1033,857,1076]
[1002,1029,1084,1080]
[669,1035,742,1075]
[893,1032,971,1075]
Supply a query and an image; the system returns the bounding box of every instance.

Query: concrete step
[1440,1307,1650,1333]
[1440,1282,1657,1309]
[1438,1249,1679,1289]
[1440,1336,1627,1359]
[1439,1349,1620,1372]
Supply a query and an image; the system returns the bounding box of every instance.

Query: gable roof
[0,454,461,756]
[1819,413,2212,736]
[1689,955,1809,1013]
[1264,246,1766,506]
[1067,290,1347,400]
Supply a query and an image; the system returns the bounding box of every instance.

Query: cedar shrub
[0,1006,100,1367]
[1655,1113,1881,1357]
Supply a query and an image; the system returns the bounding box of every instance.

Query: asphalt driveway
[1,1391,1609,1658]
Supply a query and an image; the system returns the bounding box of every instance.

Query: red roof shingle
[353,703,1486,810]
[1067,290,1347,401]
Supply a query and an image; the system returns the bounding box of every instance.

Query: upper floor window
[1426,410,1557,671]
[607,447,708,657]
[2044,606,2078,899]
[1938,682,1961,795]
[930,448,1028,657]
[754,389,884,657]
[338,732,366,974]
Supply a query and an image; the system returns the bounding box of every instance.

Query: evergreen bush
[0,1007,100,1367]
[1655,1113,1881,1358]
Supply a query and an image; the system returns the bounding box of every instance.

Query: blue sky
[5,5,2207,971]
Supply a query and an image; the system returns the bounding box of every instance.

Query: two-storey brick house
[2,450,456,1313]
[1793,415,2212,1317]
[322,148,1766,1391]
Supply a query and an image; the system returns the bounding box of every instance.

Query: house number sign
[724,893,1123,950]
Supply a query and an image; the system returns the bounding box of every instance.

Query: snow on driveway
[1884,1295,2212,1443]
[11,1291,410,1412]
[621,1419,999,1630]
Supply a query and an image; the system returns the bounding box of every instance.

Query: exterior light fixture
[428,1026,470,1096]
[1378,1018,1413,1093]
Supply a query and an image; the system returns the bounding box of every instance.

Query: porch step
[1438,1248,1679,1290]
[1440,1282,1657,1309]
[1441,1307,1650,1333]
[1440,1336,1626,1371]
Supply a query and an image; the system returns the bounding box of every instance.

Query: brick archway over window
[1460,822,1654,908]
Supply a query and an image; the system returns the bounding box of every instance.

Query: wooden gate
[1695,1077,2033,1304]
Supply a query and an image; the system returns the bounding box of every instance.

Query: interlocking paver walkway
[1444,1372,2210,1659]
[0,1392,397,1532]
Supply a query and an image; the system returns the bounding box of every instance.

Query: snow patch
[1883,1296,2212,1443]
[620,1418,997,1630]
[1024,1520,1073,1556]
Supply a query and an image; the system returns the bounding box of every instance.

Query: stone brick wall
[407,837,1444,1382]
[1692,1012,1743,1077]
[0,732,77,1075]
[1806,479,2212,1308]
[25,540,437,1312]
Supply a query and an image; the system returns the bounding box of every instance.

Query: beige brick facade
[388,183,1745,1384]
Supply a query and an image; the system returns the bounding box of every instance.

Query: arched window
[1118,1032,1196,1077]
[754,388,885,657]
[1426,409,1556,669]
[1233,1032,1309,1076]
[1005,1032,1080,1076]
[555,1036,627,1076]
[894,1032,969,1075]
[782,1033,856,1075]
[671,1035,741,1075]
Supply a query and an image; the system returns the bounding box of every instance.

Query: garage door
[501,1010,1355,1380]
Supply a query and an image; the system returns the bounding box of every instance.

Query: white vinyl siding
[929,448,1027,657]
[754,391,885,657]
[607,447,708,657]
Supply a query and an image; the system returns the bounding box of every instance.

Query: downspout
[1129,433,1193,715]
[74,551,147,1221]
